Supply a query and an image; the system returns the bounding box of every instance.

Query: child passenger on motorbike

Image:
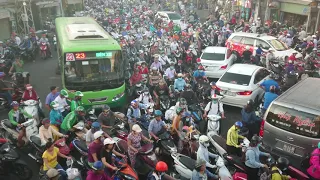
[8,101,33,147]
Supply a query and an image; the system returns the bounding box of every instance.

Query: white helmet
[199,135,209,144]
[93,130,104,139]
[245,46,250,50]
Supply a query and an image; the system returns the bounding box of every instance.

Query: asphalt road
[0,52,242,179]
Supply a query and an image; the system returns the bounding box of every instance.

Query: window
[167,13,181,20]
[219,72,251,86]
[254,69,270,84]
[267,39,288,51]
[242,37,255,46]
[231,36,242,43]
[256,40,271,50]
[266,104,320,138]
[201,53,225,61]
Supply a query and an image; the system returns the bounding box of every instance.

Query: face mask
[212,100,217,104]
[178,63,181,66]
[186,117,190,122]
[178,77,182,80]
[170,66,174,70]
[144,92,149,95]
[199,70,204,73]
[204,142,210,147]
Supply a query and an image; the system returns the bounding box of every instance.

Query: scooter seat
[73,139,88,152]
[3,119,14,129]
[227,154,246,170]
[179,155,196,170]
[211,135,227,150]
[30,135,42,149]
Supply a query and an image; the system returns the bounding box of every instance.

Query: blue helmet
[210,81,216,86]
[93,161,104,170]
[11,101,19,107]
[235,121,243,128]
[154,110,162,117]
[92,122,101,129]
[0,72,5,78]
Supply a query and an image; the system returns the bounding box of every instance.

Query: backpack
[207,101,221,115]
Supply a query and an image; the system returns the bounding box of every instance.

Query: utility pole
[60,0,65,17]
[15,0,35,36]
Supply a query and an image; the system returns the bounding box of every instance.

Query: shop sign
[0,10,10,19]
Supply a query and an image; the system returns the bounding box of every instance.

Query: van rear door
[262,104,320,160]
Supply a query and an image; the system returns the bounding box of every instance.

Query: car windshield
[267,39,288,51]
[167,13,181,20]
[219,72,251,86]
[64,51,124,91]
[266,104,320,138]
[201,53,225,61]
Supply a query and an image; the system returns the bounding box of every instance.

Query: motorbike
[0,58,13,75]
[0,81,23,109]
[269,60,285,81]
[21,99,42,125]
[67,121,88,143]
[207,114,221,135]
[154,130,177,156]
[12,72,30,88]
[181,128,199,160]
[53,35,57,51]
[39,42,48,60]
[0,118,38,145]
[159,95,171,112]
[0,138,33,180]
[171,152,232,180]
[111,156,139,180]
[110,118,129,141]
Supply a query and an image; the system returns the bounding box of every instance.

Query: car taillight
[259,119,265,137]
[237,91,252,95]
[220,64,228,70]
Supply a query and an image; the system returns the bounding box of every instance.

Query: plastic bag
[66,168,81,180]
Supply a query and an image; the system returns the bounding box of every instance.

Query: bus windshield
[64,50,124,90]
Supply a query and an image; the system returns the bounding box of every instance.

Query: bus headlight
[112,92,125,102]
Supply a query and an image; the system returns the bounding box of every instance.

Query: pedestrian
[45,86,60,110]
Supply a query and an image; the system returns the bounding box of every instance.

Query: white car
[200,47,237,79]
[155,11,182,24]
[216,64,270,108]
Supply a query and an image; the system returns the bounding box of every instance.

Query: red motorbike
[39,42,47,60]
[0,81,23,108]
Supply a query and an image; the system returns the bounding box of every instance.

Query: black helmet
[276,157,289,171]
[250,135,261,146]
[269,72,275,79]
[247,99,254,106]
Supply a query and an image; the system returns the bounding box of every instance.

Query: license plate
[92,104,105,109]
[283,144,295,154]
[224,91,236,96]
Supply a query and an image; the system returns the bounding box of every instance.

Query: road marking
[49,76,61,79]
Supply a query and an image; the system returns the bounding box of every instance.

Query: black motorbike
[269,60,284,81]
[159,95,171,112]
[0,139,33,180]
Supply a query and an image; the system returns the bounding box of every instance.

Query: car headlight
[112,92,125,101]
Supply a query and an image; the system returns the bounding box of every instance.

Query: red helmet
[155,161,168,172]
[196,58,201,63]
[198,65,204,70]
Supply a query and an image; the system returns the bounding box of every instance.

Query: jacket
[241,108,260,125]
[70,100,82,112]
[49,109,63,125]
[22,89,39,101]
[174,78,186,91]
[60,111,79,131]
[8,108,32,126]
[86,170,111,180]
[245,146,269,168]
[271,166,290,180]
[191,170,207,180]
[197,143,218,168]
[226,125,244,148]
[307,148,320,179]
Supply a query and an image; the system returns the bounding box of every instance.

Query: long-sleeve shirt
[49,109,63,125]
[197,144,218,168]
[245,146,269,168]
[39,125,64,144]
[226,125,245,148]
[8,108,32,126]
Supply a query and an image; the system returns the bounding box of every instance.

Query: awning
[277,0,312,6]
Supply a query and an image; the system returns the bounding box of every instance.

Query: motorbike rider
[271,157,291,180]
[174,73,186,92]
[139,62,149,75]
[175,60,185,74]
[98,105,123,136]
[0,72,13,105]
[148,110,166,141]
[197,135,219,179]
[8,101,33,147]
[171,107,184,152]
[203,94,225,119]
[299,38,308,49]
[88,131,104,168]
[285,34,293,47]
[193,65,208,85]
[21,84,45,118]
[70,91,84,112]
[20,36,33,50]
[266,48,275,70]
[226,121,245,157]
[9,55,24,74]
[262,85,279,114]
[305,48,319,61]
[126,100,148,129]
[288,52,298,62]
[54,89,70,117]
[255,45,264,65]
[180,83,199,105]
[259,74,280,93]
[242,46,253,63]
[245,135,271,180]
[130,68,143,87]
[45,86,60,110]
[192,159,210,180]
[149,66,162,93]
[101,138,126,175]
[60,106,86,134]
[39,118,67,145]
[86,122,103,146]
[39,33,52,58]
[307,141,320,179]
[150,54,163,72]
[49,101,63,141]
[153,80,170,108]
[241,100,261,139]
[285,60,295,76]
[86,161,110,180]
[164,62,176,82]
[138,87,154,106]
[127,124,153,168]
[148,161,169,180]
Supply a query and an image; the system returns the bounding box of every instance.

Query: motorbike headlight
[147,154,157,161]
[123,175,136,180]
[112,92,125,102]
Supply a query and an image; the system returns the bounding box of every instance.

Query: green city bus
[55,17,126,109]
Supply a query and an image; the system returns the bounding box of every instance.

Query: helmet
[92,161,104,171]
[156,161,168,172]
[92,122,101,129]
[185,83,192,89]
[269,72,275,79]
[303,38,307,41]
[152,67,157,71]
[245,46,250,50]
[154,110,162,117]
[247,99,254,106]
[251,135,261,146]
[103,138,115,145]
[199,135,209,144]
[288,60,293,64]
[195,159,206,168]
[75,106,85,112]
[179,98,187,105]
[270,85,276,92]
[210,81,216,86]
[177,73,183,77]
[131,100,138,106]
[313,48,317,51]
[211,94,219,99]
[11,101,19,107]
[50,101,59,108]
[196,58,201,63]
[235,121,243,128]
[0,72,5,78]
[276,157,289,171]
[312,35,317,38]
[176,107,183,114]
[60,89,69,97]
[132,124,142,132]
[46,169,60,178]
[93,130,104,139]
[74,91,84,97]
[198,65,204,70]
